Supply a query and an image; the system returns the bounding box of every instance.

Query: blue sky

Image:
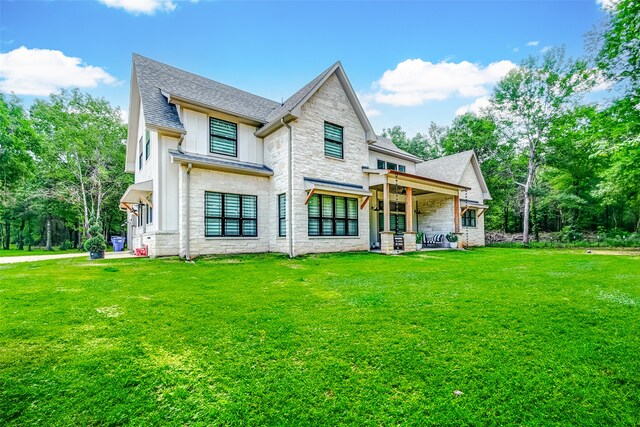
[1,0,609,135]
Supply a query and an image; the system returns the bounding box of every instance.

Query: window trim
[377,159,406,172]
[204,191,258,237]
[209,117,238,157]
[308,194,358,237]
[324,122,344,159]
[138,136,143,170]
[145,130,151,161]
[278,193,286,237]
[462,208,477,228]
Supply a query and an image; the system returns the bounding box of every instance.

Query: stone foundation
[380,231,394,254]
[403,232,417,252]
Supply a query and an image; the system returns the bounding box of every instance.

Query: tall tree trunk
[27,219,32,251]
[504,206,509,233]
[46,214,53,251]
[18,218,25,250]
[522,150,536,245]
[3,222,9,250]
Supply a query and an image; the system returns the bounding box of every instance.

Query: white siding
[369,152,417,174]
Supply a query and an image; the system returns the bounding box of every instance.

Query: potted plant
[446,232,459,249]
[416,231,424,250]
[84,219,107,259]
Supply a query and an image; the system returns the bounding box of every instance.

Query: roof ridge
[133,53,280,108]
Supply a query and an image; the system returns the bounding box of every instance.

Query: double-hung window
[308,194,358,236]
[462,209,477,227]
[145,130,151,161]
[210,118,237,157]
[278,194,286,237]
[324,122,343,159]
[205,192,257,237]
[138,136,143,170]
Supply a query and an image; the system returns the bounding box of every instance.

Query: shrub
[59,240,75,250]
[446,232,459,242]
[83,220,107,253]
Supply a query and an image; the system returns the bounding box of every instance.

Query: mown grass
[0,247,82,257]
[1,248,639,426]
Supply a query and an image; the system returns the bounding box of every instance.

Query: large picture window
[308,194,358,236]
[462,209,477,227]
[210,117,237,157]
[377,159,406,172]
[205,192,257,237]
[324,122,343,159]
[278,194,286,237]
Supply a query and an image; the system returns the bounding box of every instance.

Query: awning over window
[303,177,371,198]
[120,180,153,209]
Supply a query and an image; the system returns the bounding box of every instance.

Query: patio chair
[424,233,445,248]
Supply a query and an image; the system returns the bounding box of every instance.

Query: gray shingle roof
[370,136,422,162]
[133,54,280,131]
[415,150,475,184]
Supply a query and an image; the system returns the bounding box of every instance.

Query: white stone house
[120,54,491,258]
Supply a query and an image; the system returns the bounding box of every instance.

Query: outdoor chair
[424,233,445,248]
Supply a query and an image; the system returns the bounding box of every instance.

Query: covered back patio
[367,170,470,254]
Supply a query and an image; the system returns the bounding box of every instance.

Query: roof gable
[256,62,376,142]
[416,150,491,200]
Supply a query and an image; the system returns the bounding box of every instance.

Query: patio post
[403,186,417,252]
[380,178,394,254]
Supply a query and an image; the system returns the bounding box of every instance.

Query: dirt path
[0,252,137,264]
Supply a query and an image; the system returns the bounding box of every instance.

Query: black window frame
[138,136,143,170]
[378,212,406,234]
[377,159,386,169]
[308,194,358,237]
[204,191,258,237]
[278,193,286,237]
[145,130,151,161]
[462,209,477,227]
[209,117,238,157]
[324,122,344,159]
[377,159,406,172]
[398,165,406,172]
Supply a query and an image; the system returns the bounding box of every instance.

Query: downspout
[281,118,294,258]
[177,134,185,154]
[185,162,192,261]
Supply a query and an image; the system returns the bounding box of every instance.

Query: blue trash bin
[111,236,125,252]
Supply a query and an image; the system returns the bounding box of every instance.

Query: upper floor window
[138,136,143,170]
[377,159,406,172]
[210,117,237,157]
[324,122,343,159]
[205,191,257,237]
[462,209,477,227]
[145,130,151,161]
[278,194,286,237]
[308,194,358,236]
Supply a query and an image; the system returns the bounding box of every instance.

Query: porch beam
[304,188,316,205]
[461,206,470,216]
[406,186,413,232]
[122,202,139,217]
[360,196,370,210]
[478,207,489,217]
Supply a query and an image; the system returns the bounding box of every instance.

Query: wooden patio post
[383,180,391,232]
[454,194,460,233]
[406,186,413,232]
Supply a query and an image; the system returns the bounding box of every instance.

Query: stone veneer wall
[458,161,486,246]
[288,73,370,255]
[417,194,455,235]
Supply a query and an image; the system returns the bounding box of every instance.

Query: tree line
[383,0,639,243]
[0,90,131,251]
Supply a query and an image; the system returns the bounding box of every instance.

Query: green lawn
[0,247,82,257]
[1,249,639,426]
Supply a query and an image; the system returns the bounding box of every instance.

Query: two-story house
[120,54,491,258]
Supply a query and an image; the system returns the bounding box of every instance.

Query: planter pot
[89,251,105,260]
[448,241,458,249]
[416,243,423,250]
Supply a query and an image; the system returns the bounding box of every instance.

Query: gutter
[281,118,294,258]
[185,162,192,261]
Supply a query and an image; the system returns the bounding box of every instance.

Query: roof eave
[368,145,422,163]
[254,112,297,138]
[163,92,266,126]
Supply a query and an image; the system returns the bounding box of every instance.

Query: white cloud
[540,46,553,53]
[0,46,118,96]
[368,58,516,107]
[596,0,618,10]
[526,41,540,47]
[357,93,382,117]
[455,96,491,116]
[98,0,176,14]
